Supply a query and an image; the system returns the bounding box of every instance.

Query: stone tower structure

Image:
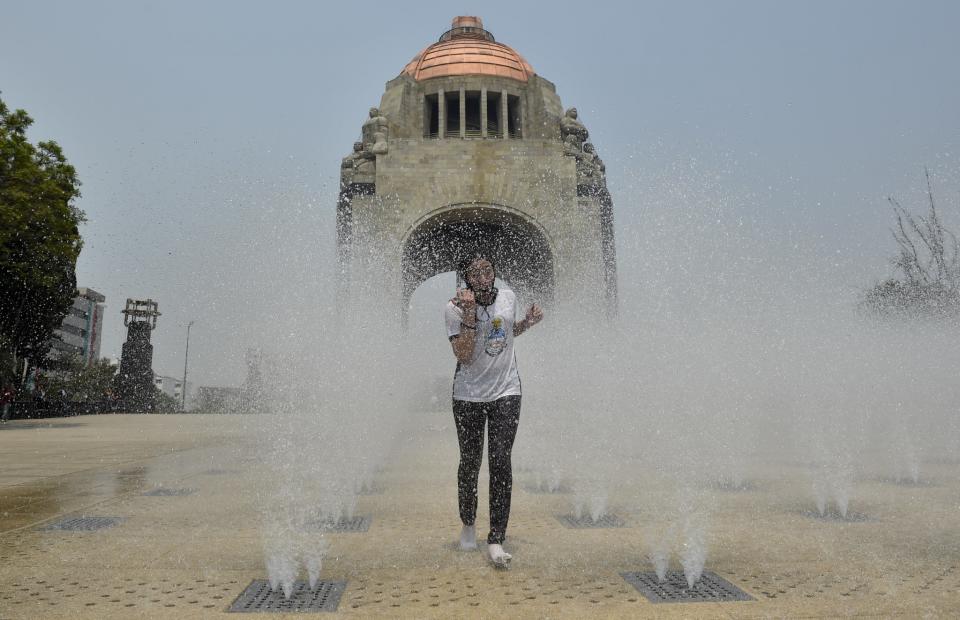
[116,298,160,412]
[338,16,616,315]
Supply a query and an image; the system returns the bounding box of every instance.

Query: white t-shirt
[445,289,522,402]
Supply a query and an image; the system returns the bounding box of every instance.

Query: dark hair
[457,254,495,285]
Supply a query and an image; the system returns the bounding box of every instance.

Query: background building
[50,287,106,365]
[153,374,191,404]
[337,16,617,317]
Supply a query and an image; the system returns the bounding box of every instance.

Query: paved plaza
[1,413,959,618]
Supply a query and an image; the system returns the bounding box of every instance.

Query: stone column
[459,87,466,138]
[438,89,445,139]
[481,87,488,138]
[501,90,508,139]
[419,93,426,139]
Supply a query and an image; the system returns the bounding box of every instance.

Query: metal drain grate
[523,484,571,494]
[621,571,754,603]
[556,513,625,528]
[304,515,371,532]
[802,510,872,522]
[229,579,347,613]
[710,480,757,492]
[142,487,197,496]
[39,516,122,531]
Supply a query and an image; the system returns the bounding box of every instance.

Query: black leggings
[453,395,521,545]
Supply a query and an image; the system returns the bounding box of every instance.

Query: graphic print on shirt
[485,316,507,357]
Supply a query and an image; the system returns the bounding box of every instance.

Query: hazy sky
[2,1,959,386]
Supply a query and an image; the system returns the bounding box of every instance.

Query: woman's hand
[453,288,476,316]
[514,303,543,337]
[451,288,478,363]
[525,303,543,327]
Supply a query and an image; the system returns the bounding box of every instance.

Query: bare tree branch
[890,198,925,285]
[867,171,960,318]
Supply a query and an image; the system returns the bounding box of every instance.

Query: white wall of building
[153,374,190,401]
[51,288,106,365]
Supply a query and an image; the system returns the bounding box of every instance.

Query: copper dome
[402,16,534,83]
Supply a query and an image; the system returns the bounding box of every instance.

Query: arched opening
[400,206,554,315]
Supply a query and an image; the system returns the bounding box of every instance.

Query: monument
[337,16,617,316]
[116,298,160,412]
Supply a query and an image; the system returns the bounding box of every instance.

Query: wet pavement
[1,413,959,618]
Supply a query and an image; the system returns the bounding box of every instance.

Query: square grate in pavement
[556,513,625,528]
[228,579,347,613]
[523,483,571,494]
[621,571,754,603]
[357,484,385,495]
[142,487,197,496]
[304,515,371,533]
[801,509,872,522]
[39,516,122,531]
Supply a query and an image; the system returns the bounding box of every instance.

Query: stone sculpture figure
[563,134,582,157]
[362,107,390,155]
[583,142,605,178]
[576,142,608,188]
[561,108,605,186]
[560,107,588,151]
[579,143,594,184]
[341,141,376,184]
[355,154,376,177]
[575,154,595,185]
[341,142,364,171]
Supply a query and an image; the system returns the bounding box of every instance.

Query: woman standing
[444,255,543,567]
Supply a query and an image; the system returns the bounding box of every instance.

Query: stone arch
[400,204,555,312]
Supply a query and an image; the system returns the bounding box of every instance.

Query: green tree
[863,170,960,318]
[0,95,84,384]
[41,355,117,403]
[154,389,181,413]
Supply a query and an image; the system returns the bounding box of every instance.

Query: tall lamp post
[181,321,194,411]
